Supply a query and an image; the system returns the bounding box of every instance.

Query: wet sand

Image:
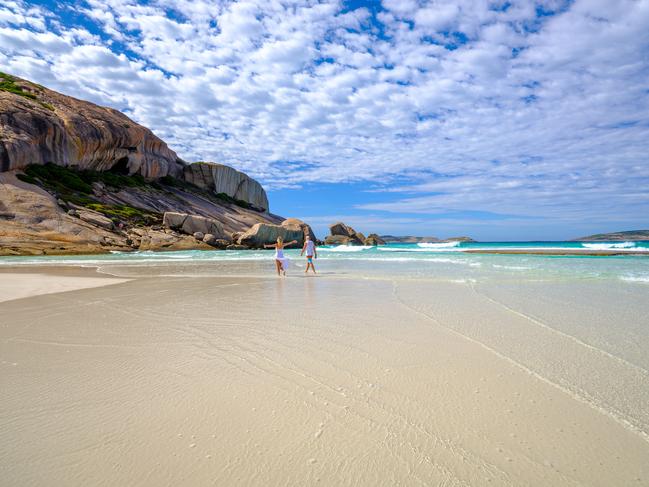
[1,266,648,486]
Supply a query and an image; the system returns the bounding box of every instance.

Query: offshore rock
[0,72,184,178]
[183,162,269,211]
[281,218,317,242]
[364,234,386,246]
[327,221,365,245]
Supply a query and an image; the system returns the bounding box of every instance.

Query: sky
[1,0,648,240]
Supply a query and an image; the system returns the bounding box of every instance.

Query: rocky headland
[573,230,649,241]
[0,72,315,255]
[324,222,385,246]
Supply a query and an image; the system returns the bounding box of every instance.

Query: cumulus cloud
[1,0,648,230]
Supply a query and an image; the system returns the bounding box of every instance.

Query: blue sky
[1,0,648,240]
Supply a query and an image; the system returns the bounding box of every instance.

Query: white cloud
[0,0,648,230]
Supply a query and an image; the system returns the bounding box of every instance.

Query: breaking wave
[417,241,461,248]
[582,242,636,250]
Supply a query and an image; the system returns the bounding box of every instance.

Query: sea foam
[417,241,461,248]
[582,242,636,250]
[323,245,374,252]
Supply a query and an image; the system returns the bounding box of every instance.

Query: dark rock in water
[0,72,183,179]
[281,218,318,242]
[329,222,356,238]
[226,244,249,250]
[325,235,356,245]
[327,221,365,245]
[214,239,231,249]
[364,234,386,246]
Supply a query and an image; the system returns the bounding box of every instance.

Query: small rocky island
[0,72,315,255]
[573,230,649,241]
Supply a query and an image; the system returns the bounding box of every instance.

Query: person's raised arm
[287,240,298,247]
[263,243,275,249]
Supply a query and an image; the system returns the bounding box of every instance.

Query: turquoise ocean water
[2,240,649,283]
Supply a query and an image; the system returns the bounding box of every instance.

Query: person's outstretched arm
[287,240,298,247]
[263,243,276,249]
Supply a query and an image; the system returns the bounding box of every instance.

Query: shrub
[16,173,38,185]
[25,163,93,194]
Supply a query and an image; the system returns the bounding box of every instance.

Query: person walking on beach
[301,235,317,274]
[264,236,297,276]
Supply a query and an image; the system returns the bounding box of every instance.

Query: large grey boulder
[281,218,317,242]
[329,222,356,238]
[364,233,386,246]
[327,221,365,245]
[163,212,225,238]
[183,162,269,211]
[0,72,183,178]
[324,235,357,245]
[238,222,304,248]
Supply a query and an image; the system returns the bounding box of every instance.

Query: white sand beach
[0,269,130,304]
[1,264,648,486]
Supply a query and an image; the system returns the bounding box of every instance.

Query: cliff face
[183,162,269,211]
[0,72,183,179]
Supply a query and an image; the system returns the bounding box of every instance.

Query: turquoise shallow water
[2,241,649,284]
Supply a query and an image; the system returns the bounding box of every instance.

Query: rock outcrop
[237,222,303,248]
[0,71,183,178]
[325,221,365,245]
[324,222,385,246]
[329,222,356,238]
[183,162,269,211]
[364,233,386,246]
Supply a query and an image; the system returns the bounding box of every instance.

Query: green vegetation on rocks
[18,163,159,225]
[0,71,38,100]
[0,71,54,111]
